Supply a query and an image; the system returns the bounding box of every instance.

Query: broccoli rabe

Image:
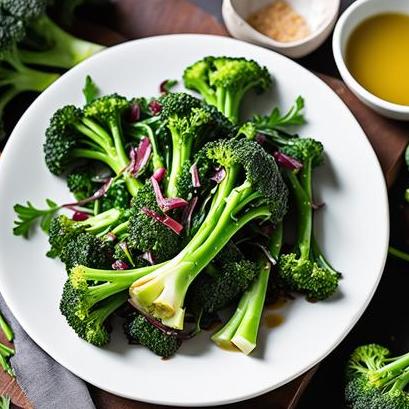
[277,138,340,301]
[183,57,272,123]
[345,344,409,409]
[124,314,181,358]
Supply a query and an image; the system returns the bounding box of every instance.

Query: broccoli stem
[286,170,312,259]
[388,246,409,262]
[0,312,13,342]
[370,352,409,386]
[84,208,121,234]
[18,16,104,69]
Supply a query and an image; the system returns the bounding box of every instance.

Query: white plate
[0,35,389,406]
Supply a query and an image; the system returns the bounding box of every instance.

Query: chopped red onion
[72,211,89,222]
[141,251,155,265]
[128,137,152,177]
[63,178,113,207]
[127,103,141,123]
[112,260,129,270]
[273,151,303,170]
[210,167,226,184]
[149,100,162,115]
[312,202,325,210]
[182,196,198,232]
[190,163,201,188]
[105,232,117,242]
[152,167,166,183]
[141,207,184,235]
[150,176,188,213]
[255,133,267,145]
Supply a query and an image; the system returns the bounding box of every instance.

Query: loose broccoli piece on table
[183,56,272,123]
[1,0,104,69]
[160,92,234,197]
[128,138,288,329]
[277,138,341,301]
[345,344,409,409]
[0,9,59,138]
[124,314,181,358]
[127,182,181,263]
[211,224,283,355]
[43,95,142,196]
[187,242,258,314]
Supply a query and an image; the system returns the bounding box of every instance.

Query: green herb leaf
[253,96,305,130]
[0,395,11,409]
[83,75,99,104]
[13,200,60,238]
[0,312,13,342]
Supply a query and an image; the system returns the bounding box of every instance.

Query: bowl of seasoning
[333,0,409,120]
[222,0,340,58]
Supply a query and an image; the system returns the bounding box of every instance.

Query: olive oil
[346,13,409,105]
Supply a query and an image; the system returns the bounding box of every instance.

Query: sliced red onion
[72,211,89,222]
[150,176,188,213]
[127,103,141,123]
[210,167,226,184]
[63,178,113,207]
[190,163,201,188]
[182,196,198,232]
[273,151,303,170]
[255,133,267,145]
[105,232,117,242]
[152,167,166,183]
[128,137,152,177]
[141,207,184,235]
[141,251,155,265]
[312,202,325,210]
[112,260,129,270]
[254,243,277,265]
[149,100,162,115]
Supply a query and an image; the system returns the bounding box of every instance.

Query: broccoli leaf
[13,199,60,237]
[82,75,99,104]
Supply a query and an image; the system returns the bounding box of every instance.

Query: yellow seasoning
[247,0,310,43]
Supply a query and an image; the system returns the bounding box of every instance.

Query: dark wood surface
[0,1,408,408]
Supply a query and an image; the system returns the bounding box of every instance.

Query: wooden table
[1,1,408,408]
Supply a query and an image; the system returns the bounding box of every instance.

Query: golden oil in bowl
[346,13,409,106]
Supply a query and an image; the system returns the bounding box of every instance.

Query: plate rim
[0,34,390,406]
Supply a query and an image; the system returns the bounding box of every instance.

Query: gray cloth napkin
[0,294,96,409]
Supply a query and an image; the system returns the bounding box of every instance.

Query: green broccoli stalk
[388,246,409,263]
[345,344,409,409]
[0,395,11,409]
[128,138,288,329]
[124,313,181,358]
[183,56,272,123]
[277,138,340,301]
[160,92,234,198]
[1,0,104,69]
[43,95,143,196]
[0,341,14,377]
[211,224,282,354]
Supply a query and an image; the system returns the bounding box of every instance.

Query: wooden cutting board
[1,1,408,408]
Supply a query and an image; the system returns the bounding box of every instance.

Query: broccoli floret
[277,138,340,301]
[187,242,258,313]
[211,223,283,355]
[127,182,181,263]
[59,262,158,342]
[128,138,288,329]
[345,344,409,409]
[60,285,127,346]
[66,167,97,201]
[0,8,59,138]
[159,92,234,197]
[43,96,143,196]
[100,179,132,212]
[183,56,272,123]
[1,0,104,69]
[47,209,122,259]
[124,314,181,358]
[61,232,114,271]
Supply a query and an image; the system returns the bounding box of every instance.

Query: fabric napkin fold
[0,294,96,409]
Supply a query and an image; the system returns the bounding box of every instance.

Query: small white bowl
[222,0,340,58]
[333,0,409,120]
